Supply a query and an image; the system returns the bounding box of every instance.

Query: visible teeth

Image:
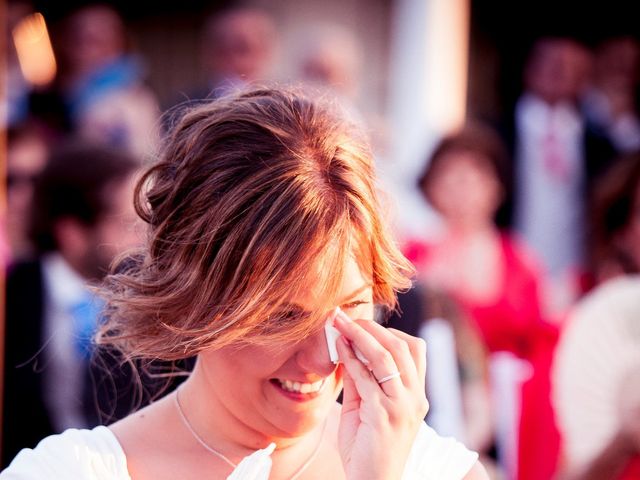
[278,379,324,394]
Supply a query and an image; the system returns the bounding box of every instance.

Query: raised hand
[334,309,428,480]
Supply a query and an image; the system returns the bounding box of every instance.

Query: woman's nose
[294,324,336,376]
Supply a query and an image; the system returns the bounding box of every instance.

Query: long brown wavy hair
[96,87,414,361]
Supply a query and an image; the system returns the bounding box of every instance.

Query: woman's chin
[269,396,338,439]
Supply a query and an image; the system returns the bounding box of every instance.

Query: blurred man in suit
[2,141,142,466]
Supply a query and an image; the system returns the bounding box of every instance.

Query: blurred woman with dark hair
[589,152,640,284]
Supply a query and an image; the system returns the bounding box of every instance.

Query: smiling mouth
[271,378,326,395]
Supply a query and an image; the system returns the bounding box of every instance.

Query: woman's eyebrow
[337,284,373,305]
[276,284,372,312]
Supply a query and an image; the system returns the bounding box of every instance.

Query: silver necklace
[174,388,326,479]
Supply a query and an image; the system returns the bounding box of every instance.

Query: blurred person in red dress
[404,123,561,480]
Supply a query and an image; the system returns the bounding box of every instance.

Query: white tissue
[226,443,276,480]
[325,320,341,364]
[324,308,369,365]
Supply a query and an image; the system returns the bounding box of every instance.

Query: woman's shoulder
[1,426,130,480]
[565,275,640,335]
[403,423,479,479]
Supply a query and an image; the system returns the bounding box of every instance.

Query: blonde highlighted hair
[97,87,413,360]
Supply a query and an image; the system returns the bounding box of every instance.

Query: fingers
[358,320,427,388]
[334,310,429,479]
[333,309,424,398]
[334,313,403,398]
[336,335,388,400]
[386,328,427,392]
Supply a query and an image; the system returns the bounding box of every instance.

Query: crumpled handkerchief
[226,443,276,480]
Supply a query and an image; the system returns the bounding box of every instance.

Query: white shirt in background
[514,94,586,279]
[41,253,93,432]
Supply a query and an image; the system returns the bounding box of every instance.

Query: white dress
[1,423,478,479]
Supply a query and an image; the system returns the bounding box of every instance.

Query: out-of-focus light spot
[12,12,57,87]
[424,0,469,135]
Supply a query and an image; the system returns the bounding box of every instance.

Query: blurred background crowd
[1,0,639,479]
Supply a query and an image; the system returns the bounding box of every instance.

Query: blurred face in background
[298,25,362,100]
[593,36,640,92]
[60,5,125,78]
[425,149,502,231]
[525,38,592,105]
[7,132,48,258]
[202,8,276,83]
[77,173,142,280]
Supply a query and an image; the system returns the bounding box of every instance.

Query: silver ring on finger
[376,370,401,384]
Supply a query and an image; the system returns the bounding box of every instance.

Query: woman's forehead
[339,255,373,299]
[285,254,373,310]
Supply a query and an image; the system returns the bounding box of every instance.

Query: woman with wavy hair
[3,87,487,479]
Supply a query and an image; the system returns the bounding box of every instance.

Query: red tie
[543,128,569,182]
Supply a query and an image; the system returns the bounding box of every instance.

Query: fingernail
[328,306,341,324]
[334,307,352,325]
[325,313,341,364]
[334,309,369,365]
